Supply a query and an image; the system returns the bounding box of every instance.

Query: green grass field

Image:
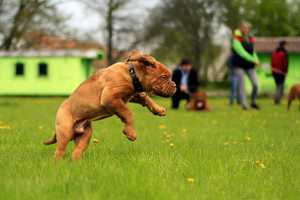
[0,97,299,200]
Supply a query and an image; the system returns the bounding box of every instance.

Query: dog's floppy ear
[126,50,143,62]
[126,50,155,67]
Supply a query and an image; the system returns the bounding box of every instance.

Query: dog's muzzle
[153,80,176,97]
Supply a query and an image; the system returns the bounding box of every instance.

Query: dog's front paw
[126,134,137,141]
[123,127,137,141]
[152,105,167,116]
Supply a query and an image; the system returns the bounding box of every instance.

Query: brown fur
[186,92,210,111]
[43,51,176,160]
[287,84,300,111]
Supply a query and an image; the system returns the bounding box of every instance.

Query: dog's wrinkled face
[126,51,176,97]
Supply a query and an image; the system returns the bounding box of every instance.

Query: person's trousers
[272,73,286,104]
[234,67,258,107]
[171,91,190,109]
[229,68,239,104]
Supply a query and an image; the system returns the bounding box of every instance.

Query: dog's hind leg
[72,122,92,161]
[54,121,74,160]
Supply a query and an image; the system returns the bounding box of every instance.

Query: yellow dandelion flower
[255,160,261,164]
[245,136,251,141]
[93,138,100,144]
[169,143,175,147]
[255,160,266,169]
[165,134,172,139]
[259,163,266,169]
[159,124,167,129]
[0,124,11,129]
[182,129,187,133]
[187,177,195,183]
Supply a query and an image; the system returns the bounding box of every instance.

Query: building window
[15,63,24,76]
[38,63,48,77]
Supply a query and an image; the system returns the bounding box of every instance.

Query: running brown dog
[43,51,176,160]
[186,92,210,111]
[287,83,300,110]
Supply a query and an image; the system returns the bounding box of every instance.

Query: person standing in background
[171,59,199,109]
[271,41,289,105]
[231,21,260,110]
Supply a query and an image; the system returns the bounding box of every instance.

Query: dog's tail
[43,132,57,145]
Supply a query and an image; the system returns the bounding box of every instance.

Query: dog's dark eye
[161,75,168,79]
[142,60,152,66]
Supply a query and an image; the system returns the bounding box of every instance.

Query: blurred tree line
[0,0,69,50]
[144,0,300,81]
[0,0,299,81]
[223,0,300,35]
[82,0,144,65]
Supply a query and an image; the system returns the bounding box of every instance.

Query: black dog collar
[128,63,144,92]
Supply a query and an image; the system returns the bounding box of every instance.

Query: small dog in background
[287,84,300,110]
[186,92,210,111]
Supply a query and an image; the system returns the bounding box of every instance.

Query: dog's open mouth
[152,79,176,97]
[154,84,176,97]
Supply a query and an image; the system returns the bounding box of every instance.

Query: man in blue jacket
[171,59,199,109]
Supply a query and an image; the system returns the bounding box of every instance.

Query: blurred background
[0,0,300,95]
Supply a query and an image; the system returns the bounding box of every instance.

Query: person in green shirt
[230,21,260,110]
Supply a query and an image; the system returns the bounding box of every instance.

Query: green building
[0,50,103,95]
[247,37,300,94]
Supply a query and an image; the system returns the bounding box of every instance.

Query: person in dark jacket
[171,59,199,109]
[271,41,289,105]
